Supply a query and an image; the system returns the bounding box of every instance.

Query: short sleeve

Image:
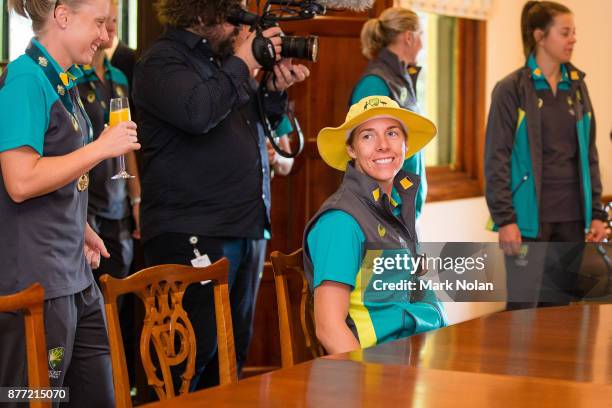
[351,75,390,104]
[0,75,48,155]
[307,210,365,289]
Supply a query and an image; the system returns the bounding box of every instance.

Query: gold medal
[77,173,89,192]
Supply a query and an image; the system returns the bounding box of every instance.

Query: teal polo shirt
[0,38,92,299]
[307,187,446,348]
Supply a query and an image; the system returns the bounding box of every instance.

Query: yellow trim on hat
[372,188,380,202]
[399,177,413,190]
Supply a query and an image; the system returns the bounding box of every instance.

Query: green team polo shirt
[274,114,293,137]
[307,188,446,348]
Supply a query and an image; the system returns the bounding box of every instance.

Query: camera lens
[280,36,319,63]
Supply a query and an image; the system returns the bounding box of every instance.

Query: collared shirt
[0,38,92,299]
[133,28,286,242]
[77,59,131,220]
[527,54,582,222]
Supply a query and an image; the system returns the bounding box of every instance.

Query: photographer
[132,0,309,390]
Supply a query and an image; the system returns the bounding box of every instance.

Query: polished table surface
[143,304,612,407]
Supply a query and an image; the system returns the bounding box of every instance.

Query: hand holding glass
[109,97,134,179]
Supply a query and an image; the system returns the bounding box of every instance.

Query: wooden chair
[99,258,237,407]
[270,249,325,368]
[0,283,49,408]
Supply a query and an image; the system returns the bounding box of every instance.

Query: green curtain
[435,16,457,166]
[1,0,8,63]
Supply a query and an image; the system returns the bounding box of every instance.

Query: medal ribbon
[25,41,94,144]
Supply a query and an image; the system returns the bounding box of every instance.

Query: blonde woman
[351,7,427,219]
[304,96,446,354]
[0,0,139,404]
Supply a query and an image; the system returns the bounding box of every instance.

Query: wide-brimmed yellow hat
[317,95,437,171]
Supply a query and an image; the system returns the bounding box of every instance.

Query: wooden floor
[142,304,612,407]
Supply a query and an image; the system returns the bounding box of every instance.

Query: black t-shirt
[538,87,582,223]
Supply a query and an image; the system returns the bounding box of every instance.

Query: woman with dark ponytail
[485,1,608,308]
[0,0,139,404]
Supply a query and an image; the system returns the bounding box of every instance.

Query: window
[5,1,138,64]
[8,10,32,61]
[398,5,487,201]
[118,0,138,49]
[416,12,457,167]
[1,0,8,63]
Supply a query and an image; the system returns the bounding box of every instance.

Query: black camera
[227,1,322,70]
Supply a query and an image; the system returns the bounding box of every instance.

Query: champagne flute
[109,97,135,179]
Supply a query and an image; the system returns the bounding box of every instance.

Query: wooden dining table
[142,304,612,407]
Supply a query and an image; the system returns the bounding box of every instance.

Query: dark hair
[155,0,243,28]
[521,1,572,58]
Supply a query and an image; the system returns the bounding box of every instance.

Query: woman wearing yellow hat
[303,95,446,354]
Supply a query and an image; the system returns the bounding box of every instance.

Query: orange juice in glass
[109,97,134,179]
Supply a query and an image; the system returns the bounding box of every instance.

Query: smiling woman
[0,0,139,405]
[303,95,447,355]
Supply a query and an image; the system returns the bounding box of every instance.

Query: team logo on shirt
[48,347,65,379]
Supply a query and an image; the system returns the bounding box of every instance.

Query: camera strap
[256,72,304,159]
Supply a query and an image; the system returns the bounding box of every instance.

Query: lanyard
[25,42,93,145]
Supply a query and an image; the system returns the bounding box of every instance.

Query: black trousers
[506,221,585,311]
[88,214,137,386]
[0,284,114,408]
[144,233,266,391]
